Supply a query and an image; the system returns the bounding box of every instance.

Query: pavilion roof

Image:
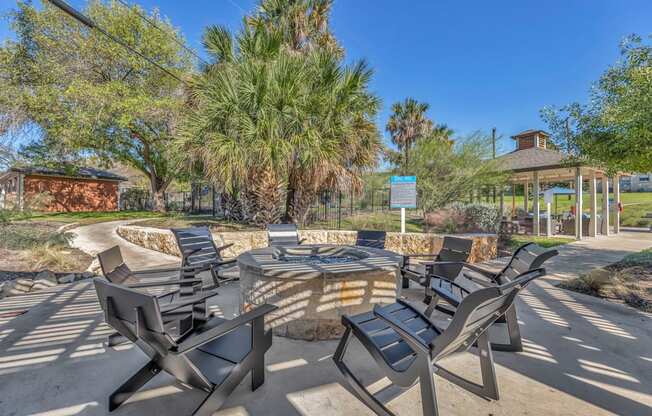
[495,147,575,173]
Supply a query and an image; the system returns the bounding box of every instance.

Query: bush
[425,202,500,233]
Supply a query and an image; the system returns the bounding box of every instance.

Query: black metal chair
[267,223,306,247]
[426,243,558,351]
[333,268,547,416]
[401,236,474,299]
[355,230,387,249]
[97,245,212,346]
[94,278,277,416]
[171,226,237,287]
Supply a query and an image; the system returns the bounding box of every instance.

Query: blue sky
[2,0,652,154]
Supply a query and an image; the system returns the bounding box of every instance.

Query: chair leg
[424,295,441,317]
[477,331,499,400]
[193,387,229,416]
[489,305,523,352]
[251,316,267,391]
[333,327,396,416]
[434,331,499,401]
[418,358,439,416]
[402,277,410,289]
[109,360,161,411]
[107,332,128,348]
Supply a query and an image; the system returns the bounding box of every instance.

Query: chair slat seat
[334,269,547,416]
[172,226,237,287]
[94,278,276,415]
[267,224,304,247]
[426,243,559,352]
[356,230,387,249]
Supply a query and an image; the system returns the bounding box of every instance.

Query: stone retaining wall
[116,225,497,262]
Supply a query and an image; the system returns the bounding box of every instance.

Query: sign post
[390,176,417,234]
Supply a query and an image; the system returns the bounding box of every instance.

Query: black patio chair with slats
[356,230,387,249]
[400,236,474,299]
[425,243,558,352]
[97,245,213,346]
[171,226,238,287]
[94,278,277,416]
[267,223,306,247]
[333,268,547,416]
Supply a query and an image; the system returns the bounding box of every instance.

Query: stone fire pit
[238,244,403,341]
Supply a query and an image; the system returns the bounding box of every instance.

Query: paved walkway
[70,220,180,270]
[0,228,650,415]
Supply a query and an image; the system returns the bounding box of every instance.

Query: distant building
[0,166,126,212]
[620,174,652,192]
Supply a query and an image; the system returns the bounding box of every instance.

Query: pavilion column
[601,176,610,236]
[523,181,529,213]
[614,174,621,234]
[533,172,540,236]
[588,173,597,237]
[511,183,516,217]
[575,167,583,240]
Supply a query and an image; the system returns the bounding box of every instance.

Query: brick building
[0,166,126,212]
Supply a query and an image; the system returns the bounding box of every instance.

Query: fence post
[338,191,342,230]
[212,185,216,217]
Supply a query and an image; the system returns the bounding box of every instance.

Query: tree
[543,34,652,173]
[176,0,381,225]
[411,133,506,213]
[0,1,194,211]
[386,98,433,174]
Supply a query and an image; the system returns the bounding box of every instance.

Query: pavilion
[495,130,624,240]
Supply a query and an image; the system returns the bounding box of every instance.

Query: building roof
[511,129,550,140]
[495,147,574,172]
[3,166,127,182]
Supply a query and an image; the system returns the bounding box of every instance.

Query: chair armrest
[159,290,219,314]
[462,273,494,287]
[429,275,470,307]
[126,278,203,289]
[174,304,278,354]
[373,302,430,355]
[215,243,234,253]
[434,261,497,280]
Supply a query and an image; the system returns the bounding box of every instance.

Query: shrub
[425,202,500,233]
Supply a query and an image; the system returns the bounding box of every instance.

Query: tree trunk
[149,176,168,213]
[404,144,409,175]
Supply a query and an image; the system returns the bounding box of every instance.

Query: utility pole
[492,127,497,203]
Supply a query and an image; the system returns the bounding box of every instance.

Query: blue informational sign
[390,176,417,208]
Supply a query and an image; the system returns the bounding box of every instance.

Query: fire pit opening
[274,245,369,265]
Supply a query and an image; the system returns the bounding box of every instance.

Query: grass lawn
[500,191,652,227]
[137,215,258,232]
[10,210,167,226]
[503,234,573,252]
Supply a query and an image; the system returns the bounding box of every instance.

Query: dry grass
[560,262,652,312]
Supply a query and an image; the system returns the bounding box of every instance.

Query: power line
[114,0,209,66]
[46,0,188,84]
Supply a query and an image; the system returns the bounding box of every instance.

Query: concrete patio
[0,230,651,416]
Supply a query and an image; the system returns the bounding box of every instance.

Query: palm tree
[386,98,433,174]
[176,15,381,225]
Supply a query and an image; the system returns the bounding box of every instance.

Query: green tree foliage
[176,0,381,225]
[543,35,652,173]
[386,98,433,174]
[0,1,194,211]
[411,133,507,213]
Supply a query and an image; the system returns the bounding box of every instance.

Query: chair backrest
[267,223,301,247]
[93,278,166,336]
[429,236,474,280]
[97,246,134,285]
[356,230,386,249]
[172,226,220,267]
[438,236,474,262]
[497,243,558,283]
[432,268,545,360]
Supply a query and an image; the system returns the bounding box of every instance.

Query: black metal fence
[120,184,417,230]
